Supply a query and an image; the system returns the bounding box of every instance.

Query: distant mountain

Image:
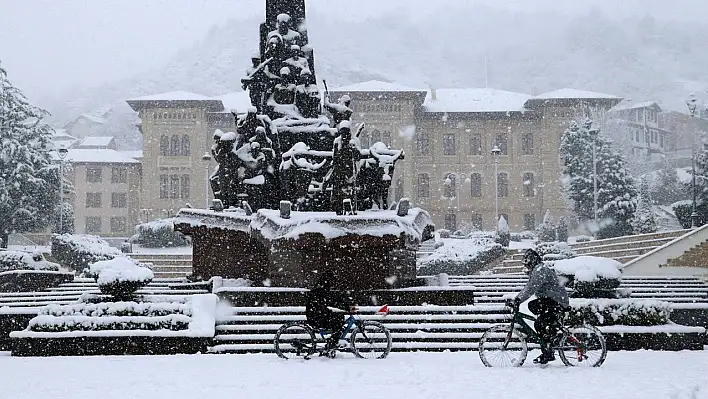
[44,5,708,135]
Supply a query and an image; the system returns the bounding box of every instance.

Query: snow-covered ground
[1,351,706,399]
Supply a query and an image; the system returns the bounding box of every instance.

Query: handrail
[622,225,708,276]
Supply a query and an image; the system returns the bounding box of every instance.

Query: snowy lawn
[1,351,706,399]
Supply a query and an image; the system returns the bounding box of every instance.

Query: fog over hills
[45,4,708,128]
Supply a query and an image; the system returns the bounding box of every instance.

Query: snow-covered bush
[130,219,189,248]
[535,241,577,262]
[510,231,536,242]
[537,210,556,242]
[572,235,593,243]
[494,216,510,247]
[632,178,657,234]
[436,229,451,238]
[553,256,622,298]
[51,234,121,273]
[556,217,569,242]
[672,201,704,229]
[0,250,60,272]
[567,299,671,326]
[417,237,504,275]
[87,257,154,300]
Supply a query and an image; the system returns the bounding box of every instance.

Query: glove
[349,305,358,313]
[505,299,515,308]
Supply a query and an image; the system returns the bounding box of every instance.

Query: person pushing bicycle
[305,270,356,356]
[512,249,570,365]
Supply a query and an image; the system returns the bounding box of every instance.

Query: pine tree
[560,118,638,238]
[0,62,60,247]
[495,215,510,247]
[537,209,556,242]
[632,177,657,234]
[651,161,684,205]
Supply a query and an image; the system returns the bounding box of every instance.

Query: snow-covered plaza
[3,351,707,399]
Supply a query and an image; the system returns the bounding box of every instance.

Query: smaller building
[76,136,117,150]
[607,101,670,165]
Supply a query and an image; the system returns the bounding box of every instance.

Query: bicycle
[273,309,392,360]
[478,300,607,367]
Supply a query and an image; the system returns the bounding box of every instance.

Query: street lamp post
[491,145,502,222]
[57,146,69,234]
[202,153,212,210]
[686,93,699,228]
[588,126,599,229]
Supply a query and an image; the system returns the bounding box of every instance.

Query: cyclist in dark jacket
[514,249,570,365]
[305,270,354,353]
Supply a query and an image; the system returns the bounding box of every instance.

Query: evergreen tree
[632,177,657,234]
[651,161,684,205]
[495,215,510,247]
[537,209,556,242]
[556,216,569,242]
[0,62,60,247]
[560,118,637,238]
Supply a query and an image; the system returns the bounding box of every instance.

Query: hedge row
[566,299,672,326]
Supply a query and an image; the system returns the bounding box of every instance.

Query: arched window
[159,135,169,156]
[470,173,482,197]
[170,135,180,156]
[444,173,456,198]
[180,175,190,199]
[498,172,509,198]
[523,172,535,197]
[416,132,430,155]
[181,135,191,156]
[417,174,429,199]
[371,129,381,144]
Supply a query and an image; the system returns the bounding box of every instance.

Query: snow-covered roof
[211,92,252,114]
[79,113,107,124]
[532,88,621,100]
[121,150,144,160]
[423,88,532,113]
[52,149,140,164]
[51,129,77,141]
[77,136,114,149]
[333,80,424,92]
[127,91,213,102]
[609,100,662,112]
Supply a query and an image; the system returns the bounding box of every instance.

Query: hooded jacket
[516,263,570,307]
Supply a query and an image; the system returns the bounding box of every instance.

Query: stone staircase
[666,241,708,269]
[128,253,193,278]
[491,230,691,274]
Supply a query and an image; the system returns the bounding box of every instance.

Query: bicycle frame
[504,306,585,362]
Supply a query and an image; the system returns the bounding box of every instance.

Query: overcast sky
[1,0,705,101]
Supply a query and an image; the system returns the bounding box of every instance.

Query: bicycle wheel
[274,322,317,359]
[558,325,607,367]
[350,321,392,359]
[479,324,528,367]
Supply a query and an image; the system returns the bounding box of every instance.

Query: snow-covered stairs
[128,254,193,278]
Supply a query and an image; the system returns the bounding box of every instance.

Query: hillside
[45,5,708,133]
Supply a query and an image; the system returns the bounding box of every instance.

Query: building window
[360,132,370,149]
[86,167,102,183]
[110,217,126,233]
[660,134,664,148]
[468,132,482,155]
[635,130,640,142]
[371,129,381,144]
[160,135,169,156]
[111,167,127,183]
[498,173,508,198]
[444,213,457,231]
[417,174,430,198]
[521,133,534,155]
[416,132,430,155]
[470,173,482,198]
[443,133,456,155]
[180,174,190,199]
[522,172,535,197]
[170,135,180,156]
[86,193,102,208]
[470,214,483,230]
[524,214,536,231]
[85,217,102,234]
[382,131,391,146]
[444,173,457,198]
[496,133,508,155]
[170,174,180,199]
[181,135,191,156]
[111,193,127,208]
[159,175,169,199]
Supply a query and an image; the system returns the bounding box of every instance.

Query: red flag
[376,304,390,316]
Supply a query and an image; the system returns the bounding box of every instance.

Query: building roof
[211,92,252,114]
[532,88,621,100]
[609,100,662,112]
[65,149,140,164]
[127,91,213,101]
[423,88,532,113]
[77,136,115,149]
[120,150,143,160]
[333,80,424,92]
[79,113,107,124]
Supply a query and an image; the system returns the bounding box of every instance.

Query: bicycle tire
[350,321,392,359]
[274,322,317,360]
[479,324,528,367]
[558,325,607,367]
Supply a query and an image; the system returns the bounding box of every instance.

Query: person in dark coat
[514,249,570,365]
[305,270,354,354]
